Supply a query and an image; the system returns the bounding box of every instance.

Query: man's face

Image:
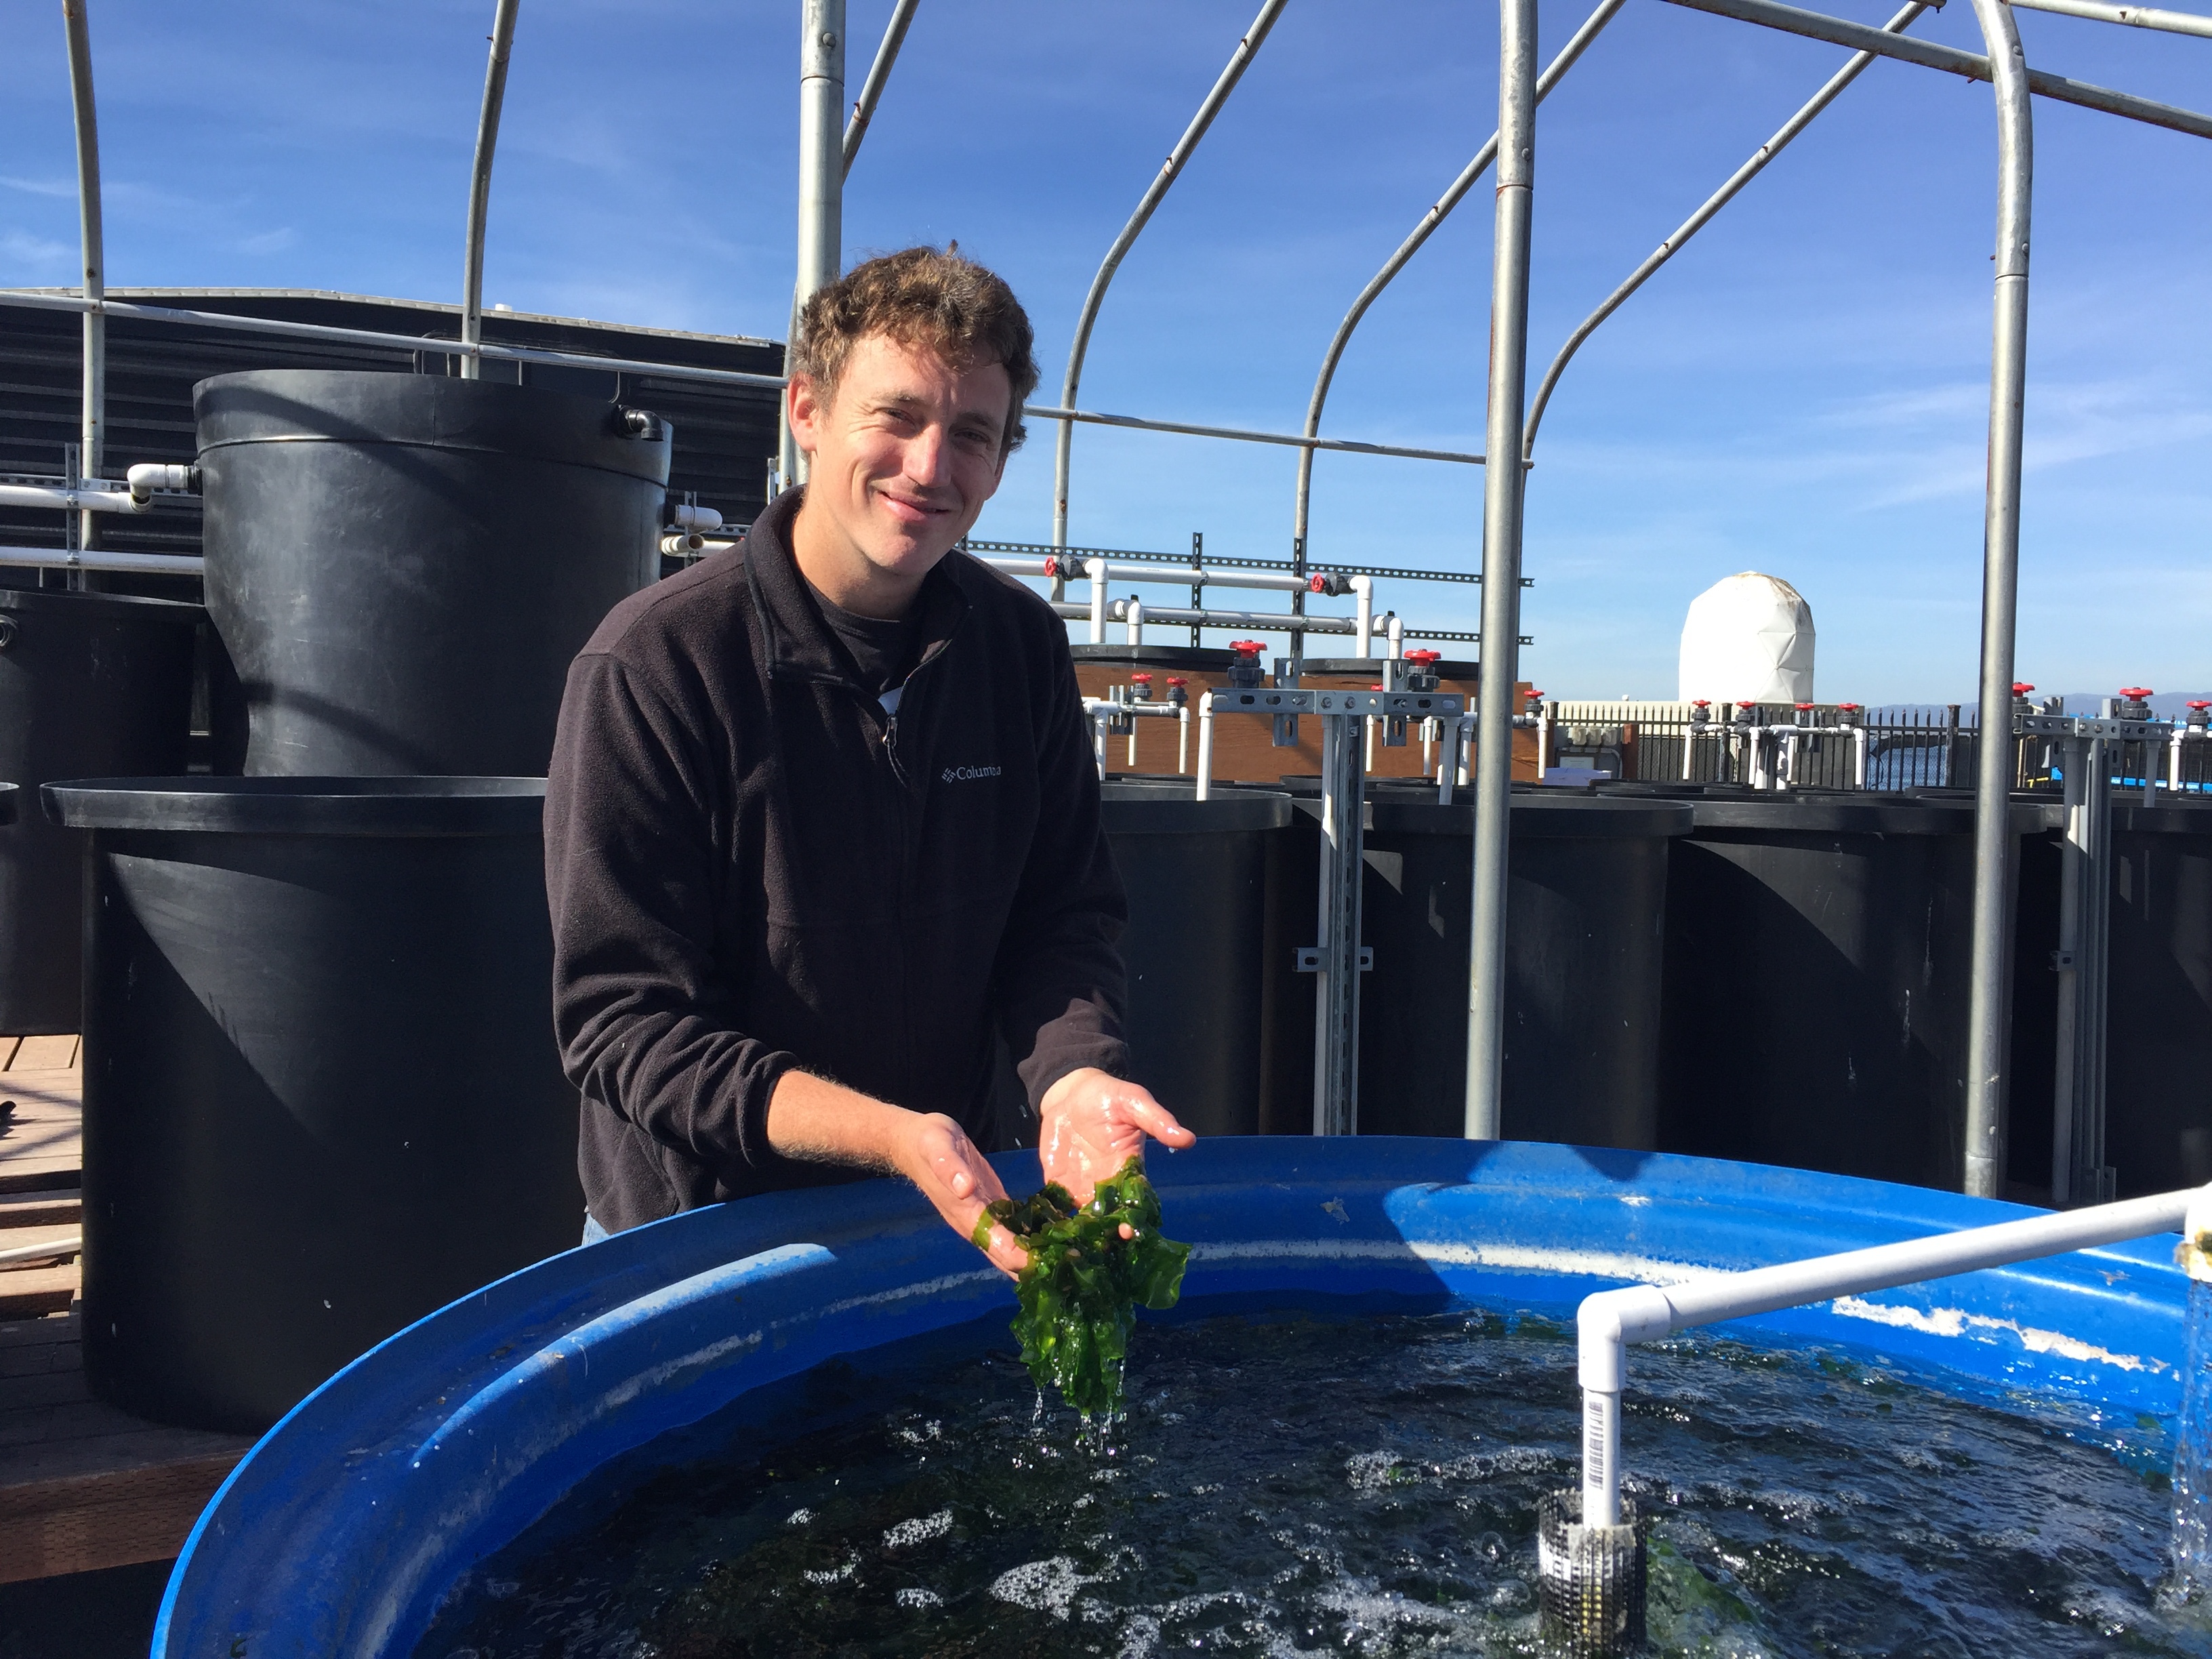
[786,332,1012,590]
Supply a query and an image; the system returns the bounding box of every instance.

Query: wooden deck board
[0,1047,255,1582]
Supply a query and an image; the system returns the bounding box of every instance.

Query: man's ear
[786,373,823,456]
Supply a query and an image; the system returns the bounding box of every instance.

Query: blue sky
[2,0,2205,702]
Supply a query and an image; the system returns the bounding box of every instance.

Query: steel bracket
[1296,945,1372,973]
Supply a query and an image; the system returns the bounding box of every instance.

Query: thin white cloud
[240,226,296,255]
[0,228,75,268]
[0,175,75,199]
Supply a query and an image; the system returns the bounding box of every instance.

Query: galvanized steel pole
[1050,0,1288,548]
[785,0,846,486]
[1523,0,1929,455]
[62,0,103,573]
[1963,0,2034,1199]
[1465,0,1540,1141]
[1289,0,1626,638]
[460,0,521,382]
[842,0,919,178]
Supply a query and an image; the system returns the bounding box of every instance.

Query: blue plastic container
[155,1139,2190,1655]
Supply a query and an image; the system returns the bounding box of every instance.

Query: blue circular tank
[155,1139,2190,1654]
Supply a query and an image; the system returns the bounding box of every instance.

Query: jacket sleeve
[545,649,796,1176]
[991,631,1133,1108]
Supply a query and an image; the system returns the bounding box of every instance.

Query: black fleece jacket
[544,489,1130,1232]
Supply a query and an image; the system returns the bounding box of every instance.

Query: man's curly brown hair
[790,245,1038,458]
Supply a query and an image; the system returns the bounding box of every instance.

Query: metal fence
[1544,701,2212,796]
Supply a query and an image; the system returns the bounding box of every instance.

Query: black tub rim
[0,782,16,826]
[193,368,672,487]
[43,776,546,838]
[1349,794,1693,838]
[0,587,205,623]
[1101,781,1292,834]
[1689,796,2009,834]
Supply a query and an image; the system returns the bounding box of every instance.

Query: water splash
[2172,1279,2212,1598]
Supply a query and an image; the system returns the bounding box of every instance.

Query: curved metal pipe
[1963,0,2034,1199]
[62,0,103,572]
[459,0,521,382]
[1465,0,1540,1141]
[1522,0,1929,457]
[783,0,847,487]
[842,0,919,178]
[1049,0,1289,548]
[1290,0,1626,568]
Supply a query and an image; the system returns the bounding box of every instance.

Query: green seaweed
[970,1159,1190,1418]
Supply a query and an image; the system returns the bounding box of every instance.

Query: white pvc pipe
[1087,557,1107,644]
[1577,1183,2202,1527]
[1126,595,1144,647]
[1178,704,1191,775]
[1351,574,1375,660]
[0,1233,80,1266]
[0,483,144,514]
[0,543,203,575]
[126,462,197,500]
[1195,691,1216,800]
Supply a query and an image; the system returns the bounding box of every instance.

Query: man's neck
[787,490,925,621]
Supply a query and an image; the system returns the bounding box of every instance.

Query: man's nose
[903,424,951,490]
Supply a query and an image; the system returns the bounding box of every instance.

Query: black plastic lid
[1359,794,1692,839]
[0,783,16,827]
[193,370,673,486]
[1101,781,1292,834]
[43,776,546,837]
[0,587,205,625]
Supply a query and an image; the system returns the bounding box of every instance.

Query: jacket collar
[743,486,970,687]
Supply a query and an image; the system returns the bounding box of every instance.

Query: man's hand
[893,1110,1031,1277]
[1037,1068,1196,1206]
[766,1071,1028,1276]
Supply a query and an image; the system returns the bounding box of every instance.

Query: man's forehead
[848,335,1010,413]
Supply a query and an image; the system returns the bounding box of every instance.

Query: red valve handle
[1406,649,1441,665]
[1229,639,1265,656]
[2190,700,2211,711]
[2120,686,2154,699]
[1308,573,1329,593]
[2012,682,2035,695]
[1795,702,1814,711]
[1167,676,1189,688]
[1131,672,1152,683]
[1737,700,1757,709]
[1837,702,1862,712]
[1692,699,1711,708]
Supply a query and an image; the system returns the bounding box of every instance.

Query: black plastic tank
[1655,794,2047,1189]
[1276,791,1690,1149]
[195,371,670,776]
[0,588,202,1033]
[2107,801,2212,1194]
[0,782,15,823]
[43,777,580,1432]
[1100,782,1297,1137]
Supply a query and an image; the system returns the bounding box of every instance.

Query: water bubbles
[881,1508,951,1549]
[893,1586,942,1610]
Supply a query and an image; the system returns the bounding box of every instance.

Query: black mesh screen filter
[1538,1488,1648,1656]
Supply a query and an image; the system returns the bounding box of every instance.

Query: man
[545,246,1191,1269]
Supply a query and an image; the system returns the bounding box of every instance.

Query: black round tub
[197,370,670,776]
[43,776,580,1431]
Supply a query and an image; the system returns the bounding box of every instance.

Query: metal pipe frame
[459,0,522,382]
[787,0,846,487]
[1523,0,1931,457]
[1314,710,1366,1135]
[2006,0,2212,37]
[1576,1181,2201,1528]
[1050,0,1289,549]
[1289,0,1629,608]
[1465,0,1540,1143]
[1962,0,2034,1201]
[62,0,103,575]
[1657,0,2212,140]
[842,0,920,176]
[1034,400,1483,467]
[2050,733,2115,1204]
